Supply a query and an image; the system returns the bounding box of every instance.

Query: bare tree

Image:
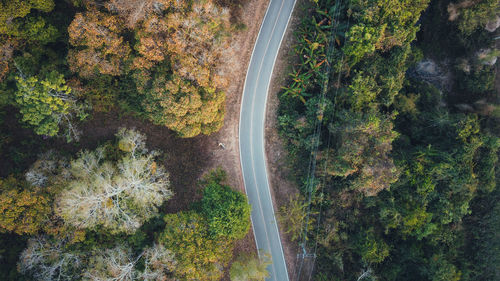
[139,243,176,281]
[18,236,82,281]
[83,245,137,281]
[56,128,173,234]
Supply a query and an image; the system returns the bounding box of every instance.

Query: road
[239,0,296,280]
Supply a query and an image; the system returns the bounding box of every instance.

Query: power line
[295,0,348,279]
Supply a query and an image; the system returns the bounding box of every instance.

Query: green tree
[343,23,385,66]
[141,73,226,138]
[326,111,399,196]
[9,15,59,44]
[200,169,251,240]
[15,70,87,141]
[355,228,390,264]
[427,255,461,281]
[230,252,272,281]
[160,211,233,281]
[345,71,381,111]
[278,193,316,242]
[0,0,55,34]
[449,0,499,35]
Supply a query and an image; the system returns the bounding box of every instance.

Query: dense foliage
[0,127,251,280]
[0,0,252,280]
[278,0,499,280]
[200,169,251,239]
[0,0,235,140]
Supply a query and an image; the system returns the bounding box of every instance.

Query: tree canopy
[56,128,173,234]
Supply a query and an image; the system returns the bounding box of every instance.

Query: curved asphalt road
[239,0,296,280]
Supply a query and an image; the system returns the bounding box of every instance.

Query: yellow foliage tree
[0,176,51,235]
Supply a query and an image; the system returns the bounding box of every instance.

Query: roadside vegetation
[0,0,264,280]
[278,0,499,280]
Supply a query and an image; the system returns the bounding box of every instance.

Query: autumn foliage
[0,176,51,235]
[68,9,131,78]
[66,0,231,137]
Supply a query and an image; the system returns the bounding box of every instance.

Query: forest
[0,0,271,280]
[278,0,499,280]
[0,0,498,280]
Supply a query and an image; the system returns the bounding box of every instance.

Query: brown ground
[264,0,307,280]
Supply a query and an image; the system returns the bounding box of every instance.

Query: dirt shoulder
[205,0,270,278]
[265,0,306,279]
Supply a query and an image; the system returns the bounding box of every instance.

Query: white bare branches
[83,244,175,281]
[83,245,137,281]
[139,244,176,280]
[19,240,176,281]
[25,150,68,187]
[56,128,173,234]
[18,236,82,281]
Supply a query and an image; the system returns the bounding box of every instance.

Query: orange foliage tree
[66,0,232,137]
[135,0,230,137]
[67,8,131,78]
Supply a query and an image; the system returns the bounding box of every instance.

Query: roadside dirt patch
[202,0,272,277]
[265,0,307,279]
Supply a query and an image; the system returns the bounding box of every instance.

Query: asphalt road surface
[239,0,297,280]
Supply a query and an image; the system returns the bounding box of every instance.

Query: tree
[106,0,173,28]
[200,169,251,240]
[138,243,176,281]
[67,9,131,78]
[448,0,499,35]
[136,0,230,137]
[0,38,17,82]
[342,23,385,66]
[56,128,173,234]
[164,0,230,89]
[229,252,271,281]
[354,228,390,264]
[141,73,226,137]
[345,71,381,112]
[5,15,59,43]
[0,0,55,35]
[83,245,137,281]
[0,176,51,235]
[278,193,316,242]
[347,0,428,52]
[427,255,461,281]
[132,14,170,69]
[18,236,82,281]
[160,211,233,281]
[24,150,66,188]
[326,112,399,196]
[84,243,177,281]
[15,70,88,141]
